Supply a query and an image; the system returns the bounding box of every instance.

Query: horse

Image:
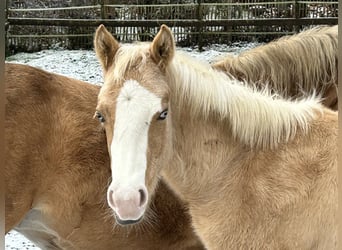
[212,25,338,110]
[93,24,337,249]
[5,63,204,250]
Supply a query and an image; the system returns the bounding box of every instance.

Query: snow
[5,42,260,249]
[6,43,260,85]
[5,232,40,250]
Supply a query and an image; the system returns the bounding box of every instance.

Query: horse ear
[94,24,120,73]
[150,25,175,69]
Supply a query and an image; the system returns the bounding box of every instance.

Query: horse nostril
[138,189,147,207]
[108,189,116,208]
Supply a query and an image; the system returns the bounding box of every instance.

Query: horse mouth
[115,215,143,226]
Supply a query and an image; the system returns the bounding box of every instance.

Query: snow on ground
[5,231,40,250]
[6,42,260,85]
[5,42,260,249]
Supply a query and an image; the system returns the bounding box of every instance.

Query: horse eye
[157,109,168,120]
[95,111,105,123]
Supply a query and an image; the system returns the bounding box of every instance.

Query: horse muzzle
[107,185,148,225]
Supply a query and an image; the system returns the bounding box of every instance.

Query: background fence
[5,0,338,55]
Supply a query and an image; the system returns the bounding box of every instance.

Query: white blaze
[110,80,162,189]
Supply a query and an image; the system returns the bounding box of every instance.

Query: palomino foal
[94,25,337,249]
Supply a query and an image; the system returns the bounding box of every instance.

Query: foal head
[94,25,175,225]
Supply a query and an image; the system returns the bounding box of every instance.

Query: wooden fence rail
[5,1,338,55]
[7,17,338,27]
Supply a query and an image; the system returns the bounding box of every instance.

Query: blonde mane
[167,53,322,148]
[213,25,338,98]
[110,44,323,149]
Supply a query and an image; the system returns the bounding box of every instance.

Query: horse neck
[161,54,248,198]
[164,100,264,208]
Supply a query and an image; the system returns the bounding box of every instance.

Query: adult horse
[5,63,204,250]
[212,25,338,110]
[94,24,337,249]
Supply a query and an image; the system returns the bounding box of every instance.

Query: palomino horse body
[5,63,204,250]
[212,25,338,110]
[94,25,337,249]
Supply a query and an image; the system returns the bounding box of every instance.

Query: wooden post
[293,0,300,32]
[100,0,105,20]
[197,0,203,51]
[5,0,10,56]
[5,0,9,28]
[223,1,233,44]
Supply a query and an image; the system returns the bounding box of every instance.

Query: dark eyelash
[95,111,106,123]
[157,109,168,120]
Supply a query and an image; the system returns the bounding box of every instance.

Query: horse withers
[5,63,204,250]
[94,24,337,249]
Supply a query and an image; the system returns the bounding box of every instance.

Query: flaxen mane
[166,52,322,149]
[212,25,338,109]
[111,45,322,149]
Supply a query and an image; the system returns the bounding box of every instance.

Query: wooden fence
[5,0,338,55]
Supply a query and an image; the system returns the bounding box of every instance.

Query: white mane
[166,52,323,149]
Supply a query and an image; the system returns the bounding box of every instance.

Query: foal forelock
[110,43,151,82]
[166,52,323,149]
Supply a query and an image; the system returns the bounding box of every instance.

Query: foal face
[94,25,175,225]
